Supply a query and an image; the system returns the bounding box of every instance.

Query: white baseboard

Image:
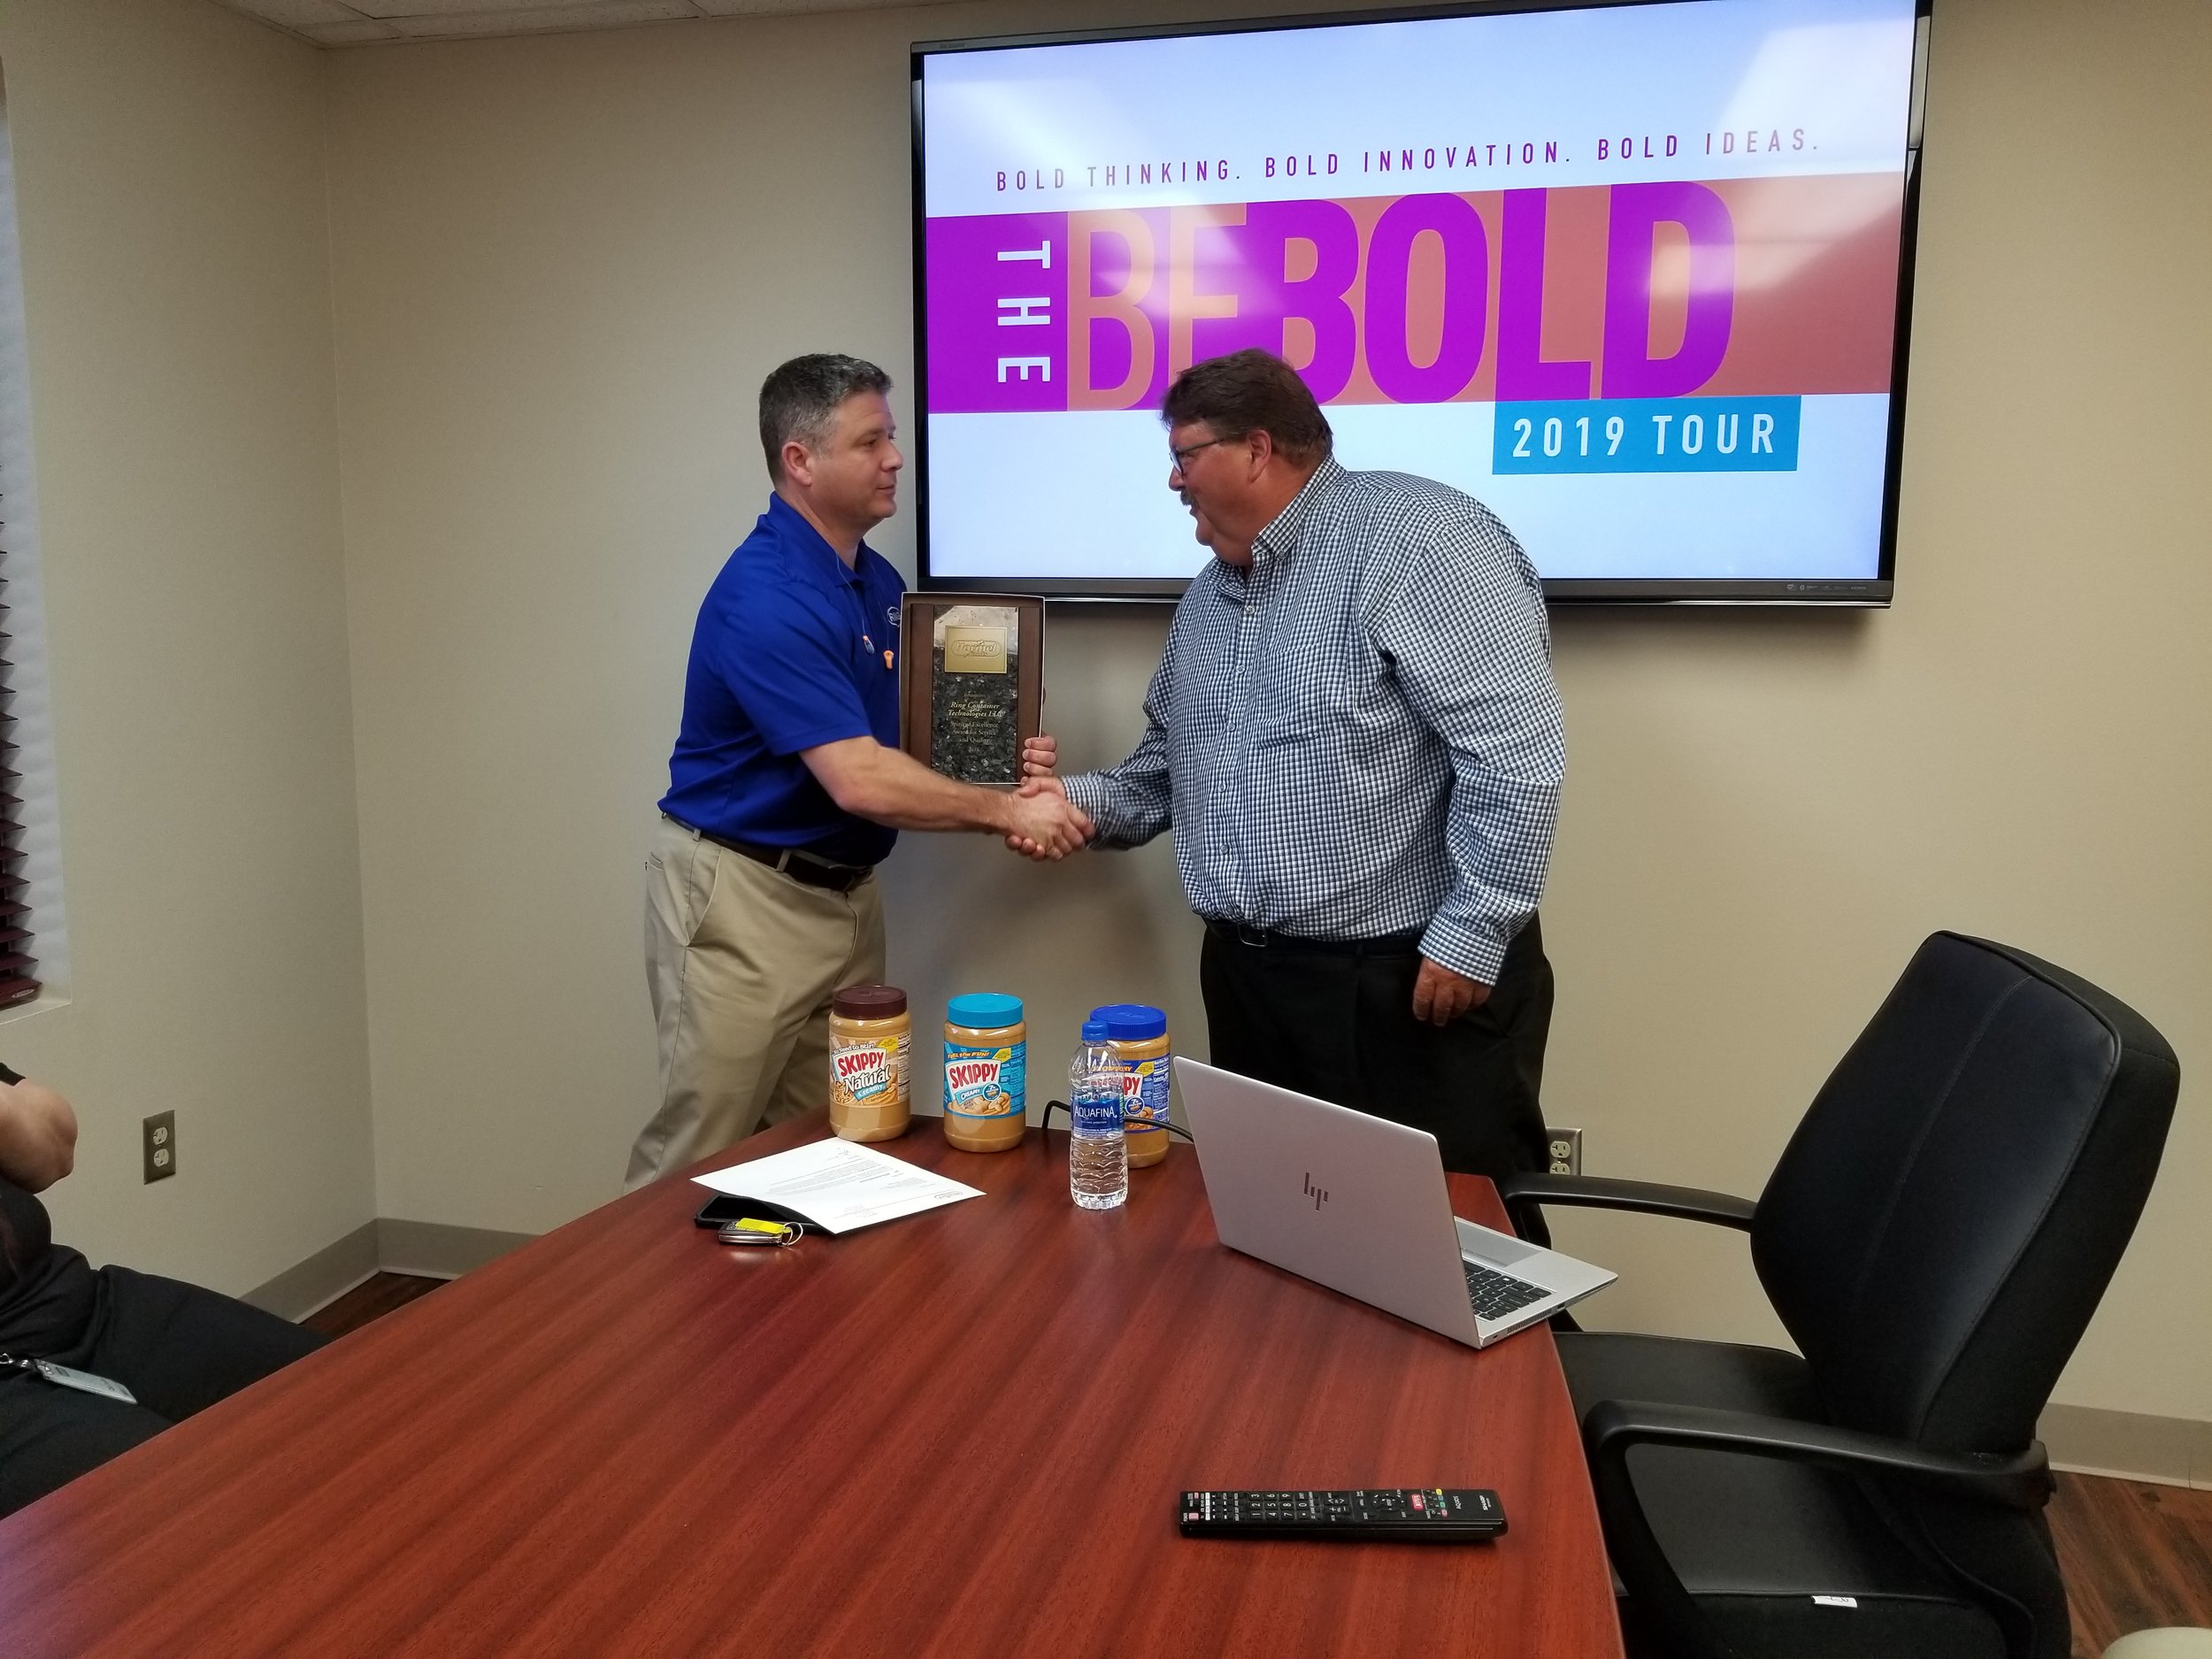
[373,1217,537,1279]
[242,1221,380,1320]
[2039,1402,2212,1490]
[243,1219,537,1321]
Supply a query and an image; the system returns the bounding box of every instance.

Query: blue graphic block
[1492,397,1802,474]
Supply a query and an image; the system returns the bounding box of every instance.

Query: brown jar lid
[833,983,908,1019]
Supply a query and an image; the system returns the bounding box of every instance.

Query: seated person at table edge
[0,1064,325,1517]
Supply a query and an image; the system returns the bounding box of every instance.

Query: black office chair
[1503,933,2179,1659]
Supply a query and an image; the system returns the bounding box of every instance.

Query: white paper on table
[691,1138,984,1233]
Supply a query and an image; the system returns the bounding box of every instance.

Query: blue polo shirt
[659,495,905,867]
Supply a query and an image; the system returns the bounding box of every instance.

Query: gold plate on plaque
[898,593,1045,787]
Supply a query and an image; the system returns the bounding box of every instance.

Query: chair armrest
[1496,1172,1757,1231]
[1578,1398,2054,1659]
[1585,1399,2054,1509]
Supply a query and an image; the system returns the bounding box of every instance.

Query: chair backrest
[1751,933,2178,1452]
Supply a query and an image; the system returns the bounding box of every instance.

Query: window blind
[0,497,30,1005]
[0,81,43,1009]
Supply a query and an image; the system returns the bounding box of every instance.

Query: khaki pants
[626,817,885,1188]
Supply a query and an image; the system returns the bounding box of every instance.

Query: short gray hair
[759,354,893,481]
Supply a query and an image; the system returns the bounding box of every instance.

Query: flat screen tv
[911,0,1927,603]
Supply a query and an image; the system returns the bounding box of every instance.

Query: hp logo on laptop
[1303,1171,1329,1211]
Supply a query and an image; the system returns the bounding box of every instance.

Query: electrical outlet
[1546,1126,1582,1177]
[142,1111,176,1184]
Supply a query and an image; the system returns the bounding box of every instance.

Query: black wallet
[692,1194,815,1232]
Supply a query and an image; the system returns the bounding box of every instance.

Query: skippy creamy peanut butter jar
[828,984,911,1142]
[942,993,1027,1153]
[1094,1003,1173,1168]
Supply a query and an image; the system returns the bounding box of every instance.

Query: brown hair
[1160,349,1333,465]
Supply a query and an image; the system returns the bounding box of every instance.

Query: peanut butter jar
[942,993,1027,1153]
[829,984,911,1142]
[1094,1003,1173,1169]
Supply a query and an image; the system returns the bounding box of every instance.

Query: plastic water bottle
[1068,1019,1127,1210]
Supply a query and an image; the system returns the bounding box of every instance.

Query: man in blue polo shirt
[627,354,1091,1187]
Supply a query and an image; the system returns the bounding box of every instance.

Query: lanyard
[0,1352,137,1403]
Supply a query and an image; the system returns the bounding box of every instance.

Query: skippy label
[1118,1055,1171,1137]
[833,1033,909,1104]
[944,1041,1026,1120]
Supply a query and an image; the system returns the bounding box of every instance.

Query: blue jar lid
[1093,1002,1167,1041]
[948,993,1024,1029]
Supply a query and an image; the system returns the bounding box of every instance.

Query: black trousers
[1199,914,1555,1245]
[0,1260,326,1517]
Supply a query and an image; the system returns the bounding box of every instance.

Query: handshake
[1003,735,1094,862]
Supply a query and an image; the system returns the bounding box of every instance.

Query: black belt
[1204,918,1425,956]
[667,818,874,894]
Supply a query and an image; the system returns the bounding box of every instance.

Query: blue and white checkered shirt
[1061,457,1565,985]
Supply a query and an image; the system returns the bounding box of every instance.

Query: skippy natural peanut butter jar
[1094,1003,1173,1168]
[828,984,912,1142]
[942,993,1027,1153]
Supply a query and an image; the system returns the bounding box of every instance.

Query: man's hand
[1411,956,1490,1026]
[1009,735,1063,854]
[1004,775,1091,859]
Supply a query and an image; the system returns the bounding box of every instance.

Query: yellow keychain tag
[717,1217,799,1247]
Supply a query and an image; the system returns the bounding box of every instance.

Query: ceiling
[211,0,971,49]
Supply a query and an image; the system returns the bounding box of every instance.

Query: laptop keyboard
[1463,1259,1551,1323]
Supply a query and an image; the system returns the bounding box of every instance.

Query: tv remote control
[1178,1488,1505,1541]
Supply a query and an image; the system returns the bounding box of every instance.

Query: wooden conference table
[0,1115,1623,1657]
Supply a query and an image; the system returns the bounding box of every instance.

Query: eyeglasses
[1168,435,1234,472]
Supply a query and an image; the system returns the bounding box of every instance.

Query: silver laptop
[1174,1056,1616,1348]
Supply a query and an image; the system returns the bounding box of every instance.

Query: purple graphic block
[926,213,1070,412]
[1602,181,1735,399]
[1190,200,1363,402]
[1498,189,1593,402]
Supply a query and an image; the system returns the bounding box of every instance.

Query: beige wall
[323,0,2209,1424]
[0,0,375,1292]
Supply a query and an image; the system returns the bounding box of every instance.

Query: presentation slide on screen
[918,0,1917,585]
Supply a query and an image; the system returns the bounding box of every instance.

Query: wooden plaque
[898,591,1045,787]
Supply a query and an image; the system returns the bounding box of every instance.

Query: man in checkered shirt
[1046,350,1566,1238]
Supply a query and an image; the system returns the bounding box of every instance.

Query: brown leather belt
[667,817,874,893]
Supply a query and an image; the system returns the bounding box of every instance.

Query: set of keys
[716,1217,802,1248]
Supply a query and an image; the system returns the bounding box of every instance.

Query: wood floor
[2052,1470,2212,1657]
[310,1274,2212,1656]
[301,1269,444,1337]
